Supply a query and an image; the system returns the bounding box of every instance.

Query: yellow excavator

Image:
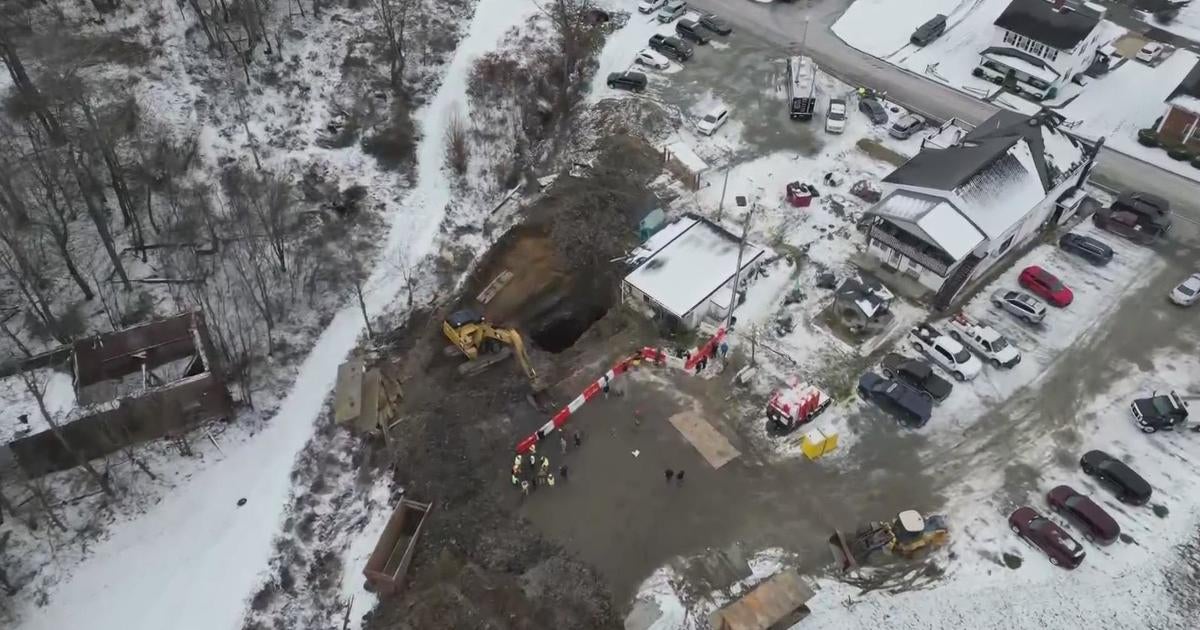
[829,510,949,572]
[442,309,542,390]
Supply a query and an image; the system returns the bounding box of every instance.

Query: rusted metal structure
[363,497,433,596]
[5,311,233,477]
[708,569,815,630]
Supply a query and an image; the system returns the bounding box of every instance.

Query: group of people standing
[511,431,581,496]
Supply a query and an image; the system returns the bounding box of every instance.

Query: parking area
[534,3,1200,627]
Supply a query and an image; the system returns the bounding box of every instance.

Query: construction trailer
[708,569,815,630]
[363,497,434,596]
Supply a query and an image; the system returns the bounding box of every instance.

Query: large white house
[974,0,1107,100]
[863,109,1097,308]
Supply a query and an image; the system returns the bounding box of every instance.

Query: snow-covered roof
[662,140,708,174]
[1169,94,1200,115]
[982,49,1060,83]
[870,193,985,261]
[631,216,697,262]
[624,218,763,318]
[954,140,1048,240]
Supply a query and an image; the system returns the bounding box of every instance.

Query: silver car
[991,289,1046,324]
[1170,273,1200,306]
[889,114,925,139]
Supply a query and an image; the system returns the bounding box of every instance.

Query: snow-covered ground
[13,1,544,629]
[832,0,966,58]
[832,0,1200,181]
[0,369,76,444]
[1147,4,1200,44]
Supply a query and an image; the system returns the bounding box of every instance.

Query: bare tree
[372,0,414,91]
[0,27,63,142]
[68,145,132,290]
[541,0,596,118]
[22,122,96,300]
[19,370,114,497]
[0,230,65,342]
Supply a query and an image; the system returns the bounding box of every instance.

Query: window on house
[1004,30,1017,45]
[1046,48,1057,62]
[995,235,1015,255]
[1031,42,1044,57]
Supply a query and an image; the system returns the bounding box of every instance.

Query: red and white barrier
[514,327,726,454]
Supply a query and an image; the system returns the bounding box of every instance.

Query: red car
[1046,485,1120,545]
[1019,265,1073,307]
[1009,506,1085,569]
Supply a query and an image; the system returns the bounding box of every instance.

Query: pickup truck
[946,313,1021,368]
[880,353,953,402]
[909,323,982,381]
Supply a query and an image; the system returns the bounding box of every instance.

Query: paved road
[682,0,1200,217]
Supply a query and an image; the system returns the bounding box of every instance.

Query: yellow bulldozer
[828,510,949,572]
[442,309,542,390]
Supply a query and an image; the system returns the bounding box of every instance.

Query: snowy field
[9,1,545,629]
[832,0,1200,181]
[1148,4,1200,44]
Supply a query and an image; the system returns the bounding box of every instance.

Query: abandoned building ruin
[1,311,234,478]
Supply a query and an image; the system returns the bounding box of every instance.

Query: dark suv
[1058,233,1113,265]
[1046,485,1120,545]
[857,371,933,428]
[879,353,953,402]
[1130,390,1188,433]
[648,34,693,61]
[606,71,647,92]
[676,19,711,44]
[1080,450,1152,505]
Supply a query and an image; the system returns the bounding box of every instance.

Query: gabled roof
[883,136,1018,190]
[963,109,1086,190]
[994,0,1101,51]
[1168,60,1200,102]
[869,192,985,261]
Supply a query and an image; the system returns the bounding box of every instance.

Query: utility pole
[715,167,730,221]
[801,17,810,53]
[724,199,758,329]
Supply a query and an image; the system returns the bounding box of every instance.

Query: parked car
[825,98,847,134]
[859,97,888,125]
[1113,191,1170,219]
[908,323,983,381]
[606,71,647,92]
[1019,265,1073,307]
[676,19,711,45]
[1137,41,1165,63]
[1009,506,1086,568]
[888,114,925,139]
[946,313,1021,368]
[696,106,730,135]
[857,371,933,428]
[1058,233,1113,265]
[1093,208,1170,244]
[698,13,732,35]
[991,289,1046,324]
[1130,390,1189,433]
[1169,273,1200,306]
[1080,450,1152,505]
[648,34,693,61]
[910,14,947,46]
[638,0,666,13]
[880,353,953,402]
[1046,485,1120,545]
[635,48,671,70]
[657,0,687,23]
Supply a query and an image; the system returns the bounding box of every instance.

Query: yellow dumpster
[800,428,838,460]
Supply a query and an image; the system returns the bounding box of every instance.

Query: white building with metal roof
[623,215,766,330]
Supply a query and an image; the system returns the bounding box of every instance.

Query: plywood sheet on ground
[668,412,740,469]
[357,367,382,433]
[334,357,364,426]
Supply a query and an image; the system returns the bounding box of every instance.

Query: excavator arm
[484,327,539,386]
